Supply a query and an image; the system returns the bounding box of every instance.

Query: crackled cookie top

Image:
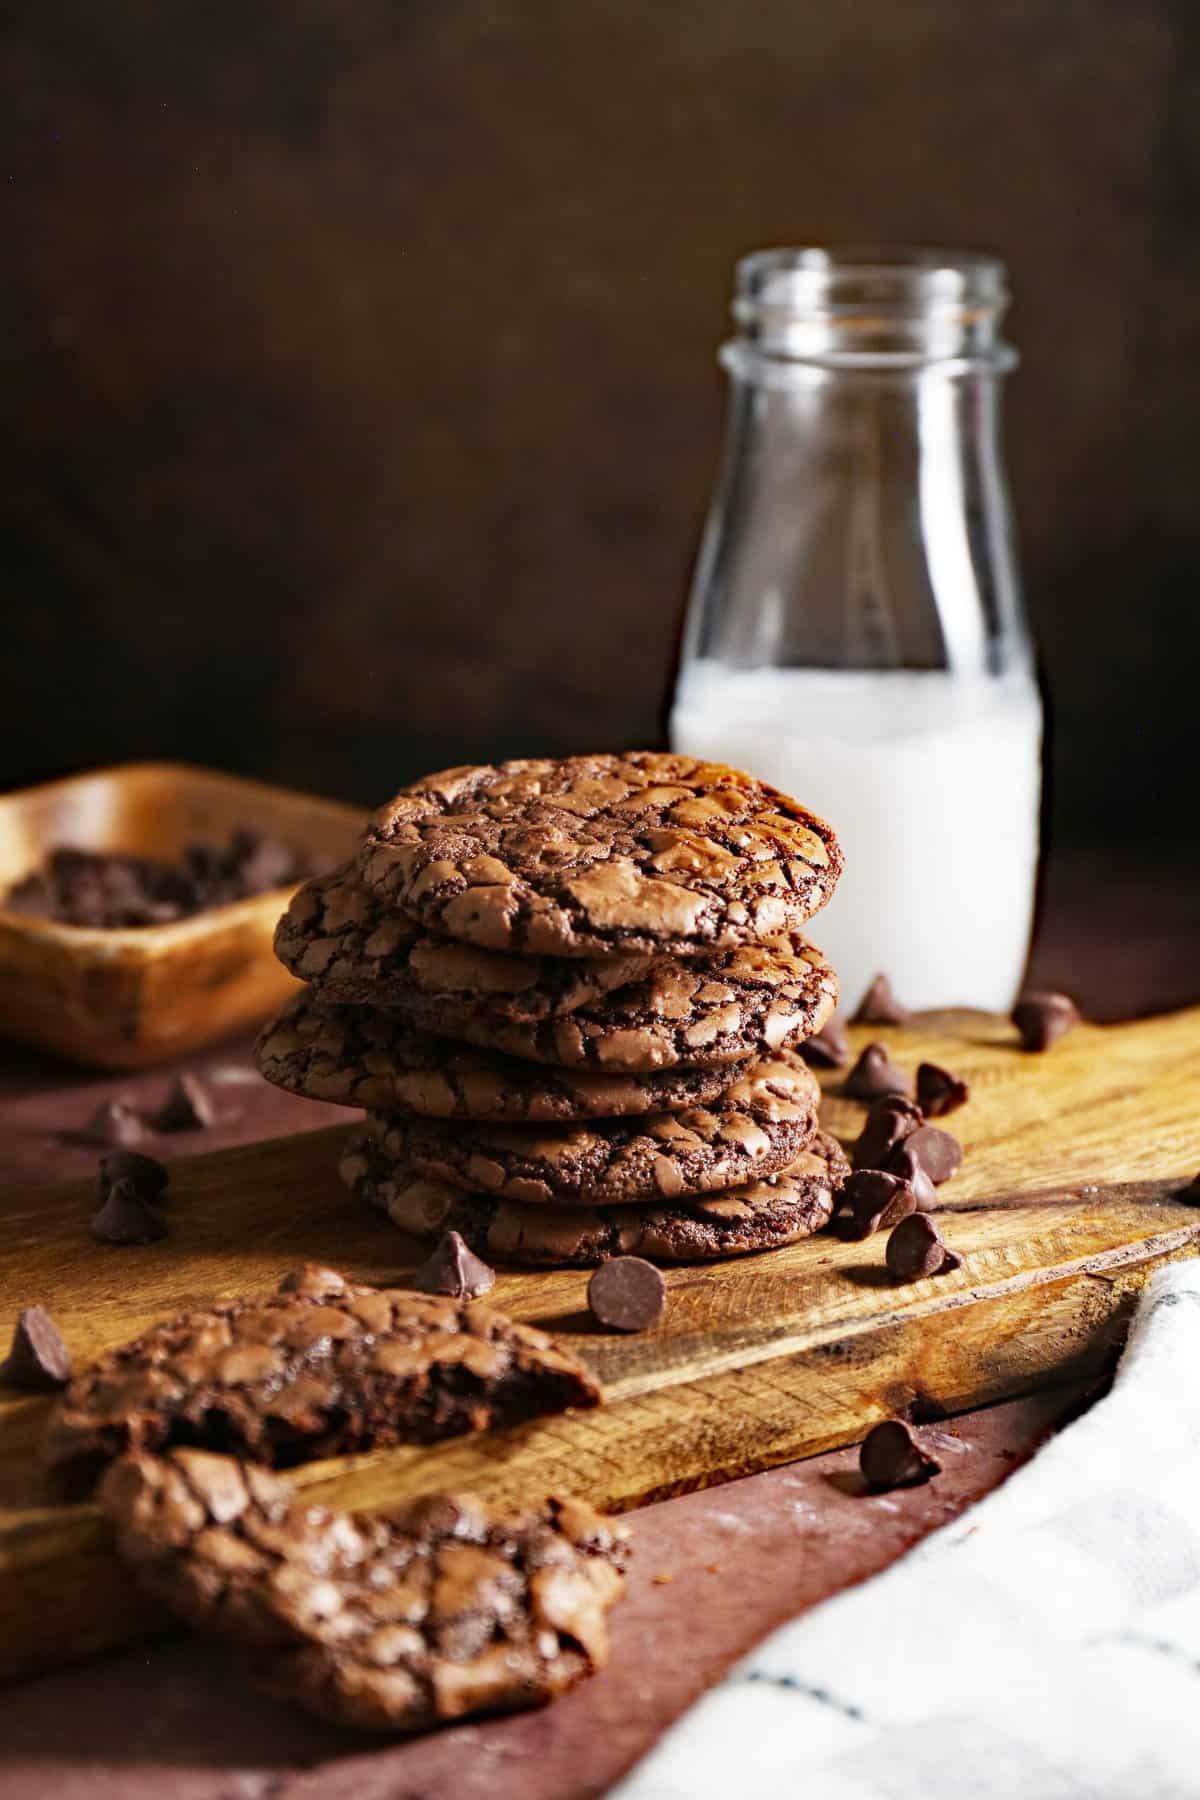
[363,1054,821,1207]
[275,864,648,1019]
[257,989,754,1121]
[100,1450,629,1732]
[42,1265,599,1478]
[343,1129,848,1267]
[451,935,838,1073]
[357,754,842,959]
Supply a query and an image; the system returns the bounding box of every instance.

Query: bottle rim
[728,246,1014,370]
[734,246,1009,322]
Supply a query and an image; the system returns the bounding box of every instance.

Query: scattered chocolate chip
[799,1016,851,1070]
[411,1230,496,1300]
[859,1419,941,1490]
[155,1073,216,1132]
[886,1213,963,1282]
[77,1099,146,1150]
[1178,1172,1200,1205]
[844,1042,912,1102]
[880,1144,938,1207]
[98,1150,169,1203]
[852,1095,924,1171]
[833,1169,920,1241]
[852,974,910,1026]
[907,1394,949,1425]
[587,1256,666,1333]
[887,1123,963,1189]
[1011,990,1080,1053]
[916,1061,970,1118]
[0,1306,72,1390]
[90,1179,168,1245]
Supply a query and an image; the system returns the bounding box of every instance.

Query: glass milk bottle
[670,247,1042,1012]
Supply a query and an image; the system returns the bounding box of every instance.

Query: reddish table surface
[0,849,1195,1800]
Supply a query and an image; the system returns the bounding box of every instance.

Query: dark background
[2,0,1198,856]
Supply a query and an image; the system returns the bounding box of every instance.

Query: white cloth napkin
[614,1260,1200,1800]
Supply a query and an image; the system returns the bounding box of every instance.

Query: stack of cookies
[255,753,850,1269]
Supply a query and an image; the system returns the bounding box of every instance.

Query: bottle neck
[728,246,1017,375]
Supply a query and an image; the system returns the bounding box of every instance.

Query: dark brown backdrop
[2,0,1198,851]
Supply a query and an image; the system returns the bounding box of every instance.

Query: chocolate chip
[411,1230,496,1300]
[799,1016,851,1070]
[852,1095,924,1171]
[1179,1172,1200,1205]
[859,1419,941,1490]
[155,1073,216,1132]
[1011,990,1080,1053]
[916,1061,969,1118]
[852,974,910,1026]
[881,1144,938,1207]
[77,1099,146,1150]
[888,1124,963,1187]
[833,1169,920,1241]
[587,1256,666,1333]
[3,834,312,930]
[0,1306,72,1390]
[98,1150,169,1203]
[90,1178,168,1245]
[844,1042,912,1102]
[886,1212,963,1281]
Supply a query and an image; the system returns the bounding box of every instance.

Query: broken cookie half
[43,1264,600,1482]
[100,1447,630,1731]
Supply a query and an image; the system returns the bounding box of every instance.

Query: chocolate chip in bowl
[4,831,313,930]
[0,763,363,1069]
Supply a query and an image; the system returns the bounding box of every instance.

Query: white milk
[670,662,1042,1013]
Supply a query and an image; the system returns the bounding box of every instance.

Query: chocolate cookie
[42,1265,599,1480]
[440,936,838,1074]
[361,1055,821,1207]
[358,754,842,959]
[342,1129,849,1266]
[256,989,754,1121]
[276,864,648,1020]
[100,1449,629,1732]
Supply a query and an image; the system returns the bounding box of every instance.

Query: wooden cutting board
[2,1006,1199,1683]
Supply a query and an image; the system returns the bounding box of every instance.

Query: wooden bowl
[0,763,364,1069]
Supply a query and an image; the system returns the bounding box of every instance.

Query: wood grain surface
[1,1005,1198,1683]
